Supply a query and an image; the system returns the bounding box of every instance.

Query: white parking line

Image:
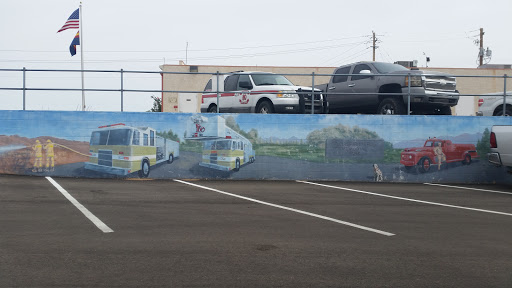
[298,181,512,217]
[46,177,114,233]
[174,179,395,237]
[424,183,512,195]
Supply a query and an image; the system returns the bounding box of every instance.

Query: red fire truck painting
[400,137,479,173]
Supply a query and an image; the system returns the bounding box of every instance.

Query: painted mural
[0,110,511,184]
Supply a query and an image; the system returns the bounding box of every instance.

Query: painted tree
[306,124,381,147]
[157,129,180,142]
[476,127,491,157]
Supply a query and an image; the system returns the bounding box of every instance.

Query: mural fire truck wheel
[463,154,472,165]
[139,159,150,178]
[234,159,240,171]
[207,105,217,113]
[167,154,174,164]
[419,157,431,173]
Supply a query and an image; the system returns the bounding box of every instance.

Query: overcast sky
[1,0,511,112]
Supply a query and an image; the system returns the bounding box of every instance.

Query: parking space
[1,175,512,287]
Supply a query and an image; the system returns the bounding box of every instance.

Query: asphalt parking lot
[1,174,512,287]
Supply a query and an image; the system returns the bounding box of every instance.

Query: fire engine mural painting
[0,110,511,183]
[185,115,255,172]
[84,123,180,178]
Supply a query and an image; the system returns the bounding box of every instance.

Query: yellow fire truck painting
[85,123,179,177]
[186,116,255,172]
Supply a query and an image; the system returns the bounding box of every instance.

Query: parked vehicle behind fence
[315,61,459,115]
[201,71,327,114]
[476,91,512,116]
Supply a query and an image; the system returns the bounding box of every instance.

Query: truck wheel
[419,157,431,173]
[462,154,471,165]
[234,158,240,171]
[167,153,174,164]
[138,159,150,178]
[256,101,274,114]
[377,98,406,115]
[434,106,452,115]
[207,104,217,113]
[494,106,512,116]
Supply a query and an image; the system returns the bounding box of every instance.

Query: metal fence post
[503,74,508,116]
[311,72,315,114]
[120,69,124,112]
[216,71,220,113]
[407,72,411,115]
[22,67,26,110]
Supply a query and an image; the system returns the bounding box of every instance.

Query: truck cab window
[237,74,252,90]
[333,66,351,83]
[351,64,372,81]
[107,129,132,146]
[224,75,240,92]
[204,79,212,92]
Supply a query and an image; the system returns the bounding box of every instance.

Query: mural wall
[0,110,511,184]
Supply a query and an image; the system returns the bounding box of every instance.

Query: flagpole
[79,2,85,111]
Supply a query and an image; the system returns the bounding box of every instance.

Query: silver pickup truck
[489,125,512,173]
[315,61,459,115]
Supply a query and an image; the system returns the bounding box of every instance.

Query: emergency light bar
[98,123,126,128]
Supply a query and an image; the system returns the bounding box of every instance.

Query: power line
[0,35,370,54]
[318,42,367,66]
[0,41,370,64]
[334,48,371,65]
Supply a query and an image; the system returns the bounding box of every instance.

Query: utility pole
[479,28,484,67]
[372,31,376,61]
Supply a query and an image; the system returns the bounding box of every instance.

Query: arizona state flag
[69,31,80,56]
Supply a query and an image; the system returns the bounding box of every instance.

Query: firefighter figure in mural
[434,142,446,171]
[44,139,55,172]
[32,140,43,172]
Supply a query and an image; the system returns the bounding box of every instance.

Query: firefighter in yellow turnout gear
[32,140,43,172]
[44,139,55,172]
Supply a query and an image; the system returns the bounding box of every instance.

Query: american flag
[57,8,79,33]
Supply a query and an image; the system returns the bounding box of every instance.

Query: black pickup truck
[315,61,459,115]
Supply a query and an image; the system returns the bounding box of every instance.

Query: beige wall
[160,64,512,114]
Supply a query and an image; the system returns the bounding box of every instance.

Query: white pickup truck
[489,125,512,173]
[476,91,512,116]
[201,71,327,114]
